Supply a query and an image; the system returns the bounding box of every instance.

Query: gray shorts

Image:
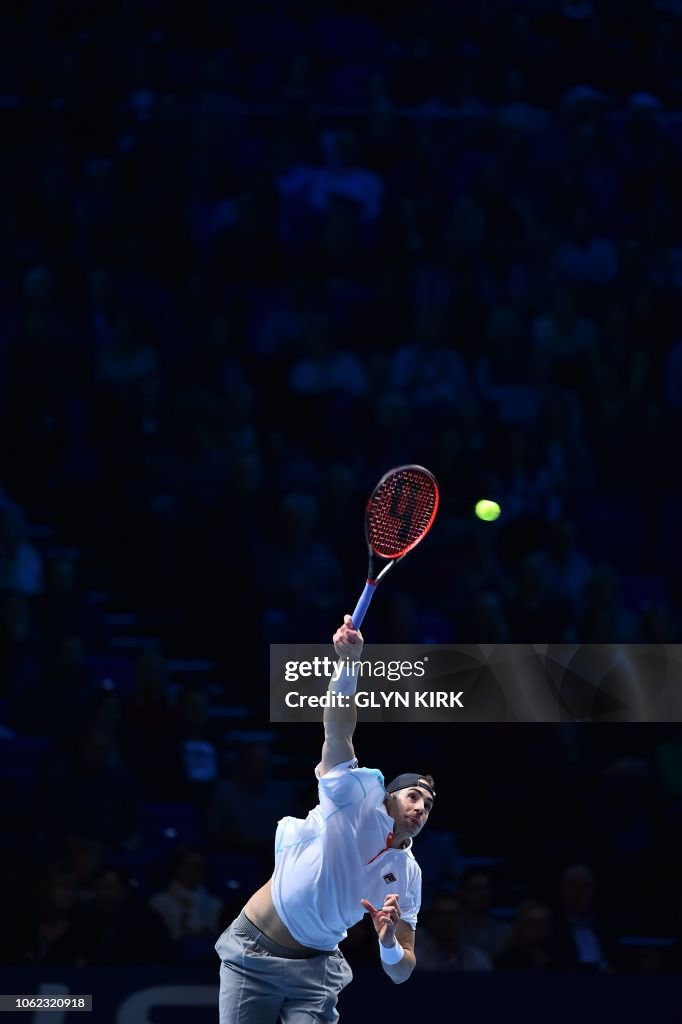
[217,911,353,1024]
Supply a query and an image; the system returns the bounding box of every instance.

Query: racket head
[364,464,440,560]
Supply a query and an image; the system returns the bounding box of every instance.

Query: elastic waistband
[235,911,335,960]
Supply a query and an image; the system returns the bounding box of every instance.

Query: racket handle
[351,582,377,631]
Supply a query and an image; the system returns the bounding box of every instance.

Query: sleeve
[314,759,385,818]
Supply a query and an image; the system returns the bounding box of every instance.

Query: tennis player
[216,613,435,1023]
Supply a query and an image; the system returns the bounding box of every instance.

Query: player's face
[387,786,433,837]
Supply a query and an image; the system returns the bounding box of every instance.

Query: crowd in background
[3,0,682,972]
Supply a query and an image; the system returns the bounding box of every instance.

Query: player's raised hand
[360,894,401,946]
[333,614,363,660]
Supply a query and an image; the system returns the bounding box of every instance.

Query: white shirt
[271,759,422,950]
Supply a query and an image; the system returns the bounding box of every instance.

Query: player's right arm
[319,614,363,776]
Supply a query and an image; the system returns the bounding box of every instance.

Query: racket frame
[351,464,439,629]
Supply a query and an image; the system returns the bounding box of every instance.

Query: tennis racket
[351,465,440,631]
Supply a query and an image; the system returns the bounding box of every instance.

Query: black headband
[386,773,436,799]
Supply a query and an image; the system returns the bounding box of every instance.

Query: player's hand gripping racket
[351,465,440,631]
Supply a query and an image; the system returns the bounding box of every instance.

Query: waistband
[235,911,335,960]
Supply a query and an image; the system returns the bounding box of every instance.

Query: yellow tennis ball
[475,499,501,522]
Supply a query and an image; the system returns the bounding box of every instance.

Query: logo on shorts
[383,872,396,884]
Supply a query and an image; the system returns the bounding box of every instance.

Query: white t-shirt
[270,759,422,950]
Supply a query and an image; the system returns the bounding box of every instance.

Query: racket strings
[368,470,438,558]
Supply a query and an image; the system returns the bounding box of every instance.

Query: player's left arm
[361,895,417,984]
[384,920,416,983]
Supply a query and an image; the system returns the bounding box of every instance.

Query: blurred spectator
[416,892,493,971]
[0,591,44,700]
[0,498,43,595]
[57,834,105,908]
[75,866,174,965]
[553,202,620,287]
[171,312,246,398]
[317,463,358,537]
[505,553,575,641]
[577,566,640,642]
[121,646,181,800]
[3,864,86,965]
[32,725,141,849]
[669,888,682,972]
[495,900,558,970]
[172,686,220,804]
[32,553,109,650]
[148,845,223,941]
[206,740,303,858]
[11,633,99,739]
[526,518,593,618]
[655,726,682,810]
[456,590,511,644]
[664,334,682,415]
[288,309,369,401]
[276,128,383,231]
[535,390,597,501]
[639,601,682,644]
[449,520,513,612]
[582,756,671,932]
[475,307,541,426]
[388,307,474,413]
[550,864,616,971]
[254,492,344,627]
[413,828,462,909]
[368,392,418,470]
[483,425,555,524]
[95,310,159,397]
[457,869,513,961]
[531,281,598,370]
[247,277,309,358]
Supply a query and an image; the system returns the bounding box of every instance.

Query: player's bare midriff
[244,879,320,951]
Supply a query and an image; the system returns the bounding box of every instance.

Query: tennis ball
[475,499,501,522]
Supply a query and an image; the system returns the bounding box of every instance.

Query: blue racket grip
[351,582,377,631]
